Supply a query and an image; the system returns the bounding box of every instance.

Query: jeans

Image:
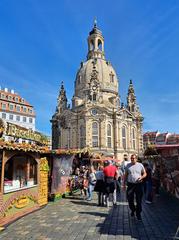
[127,182,143,215]
[87,184,95,200]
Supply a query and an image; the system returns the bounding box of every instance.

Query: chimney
[4,88,8,92]
[11,89,14,94]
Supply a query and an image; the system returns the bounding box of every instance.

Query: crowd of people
[69,154,161,221]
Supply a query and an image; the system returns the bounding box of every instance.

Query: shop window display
[4,155,37,193]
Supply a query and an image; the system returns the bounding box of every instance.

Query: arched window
[98,39,102,51]
[92,122,98,147]
[80,125,85,148]
[132,128,136,149]
[107,124,112,148]
[122,126,126,149]
[109,72,114,83]
[90,40,95,50]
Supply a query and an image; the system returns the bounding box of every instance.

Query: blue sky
[0,0,179,135]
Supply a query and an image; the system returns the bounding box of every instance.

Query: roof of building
[143,131,158,136]
[0,88,33,107]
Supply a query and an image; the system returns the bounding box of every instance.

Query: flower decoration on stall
[0,118,6,137]
[40,157,49,171]
[0,139,49,153]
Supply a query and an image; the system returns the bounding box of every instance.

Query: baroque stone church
[51,22,143,160]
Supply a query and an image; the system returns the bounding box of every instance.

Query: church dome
[75,58,118,98]
[74,21,119,100]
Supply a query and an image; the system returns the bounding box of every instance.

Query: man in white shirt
[123,154,147,220]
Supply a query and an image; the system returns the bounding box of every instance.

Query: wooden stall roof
[0,140,49,153]
[45,147,91,155]
[0,141,92,155]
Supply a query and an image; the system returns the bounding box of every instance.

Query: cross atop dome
[94,17,97,28]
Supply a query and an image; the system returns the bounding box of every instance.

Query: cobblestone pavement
[0,191,179,240]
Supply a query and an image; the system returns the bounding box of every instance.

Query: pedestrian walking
[86,166,96,201]
[94,165,105,206]
[103,160,118,207]
[123,154,147,220]
[115,163,122,194]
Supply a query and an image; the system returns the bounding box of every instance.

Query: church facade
[51,23,143,160]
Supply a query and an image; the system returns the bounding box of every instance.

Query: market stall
[0,120,50,226]
[44,148,91,201]
[156,144,179,199]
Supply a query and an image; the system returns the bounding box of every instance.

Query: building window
[92,93,97,101]
[2,113,6,119]
[107,123,112,148]
[92,122,98,147]
[21,98,24,103]
[131,104,135,112]
[98,39,102,51]
[110,72,114,83]
[16,115,20,121]
[23,107,27,112]
[1,94,5,99]
[16,105,20,111]
[9,104,14,110]
[2,103,6,109]
[9,114,13,120]
[4,155,37,193]
[122,126,126,149]
[15,97,19,102]
[80,125,85,148]
[28,109,33,114]
[23,116,26,122]
[8,95,12,101]
[29,117,33,123]
[132,128,136,150]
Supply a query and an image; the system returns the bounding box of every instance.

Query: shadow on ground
[76,191,179,240]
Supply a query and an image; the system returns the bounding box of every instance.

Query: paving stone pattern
[0,191,179,240]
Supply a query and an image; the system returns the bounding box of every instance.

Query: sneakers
[145,200,152,204]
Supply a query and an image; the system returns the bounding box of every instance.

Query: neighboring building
[156,142,179,199]
[51,22,143,160]
[166,134,179,145]
[143,131,160,150]
[0,87,35,130]
[143,131,177,150]
[156,132,171,145]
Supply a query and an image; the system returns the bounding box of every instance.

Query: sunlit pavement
[0,190,179,240]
